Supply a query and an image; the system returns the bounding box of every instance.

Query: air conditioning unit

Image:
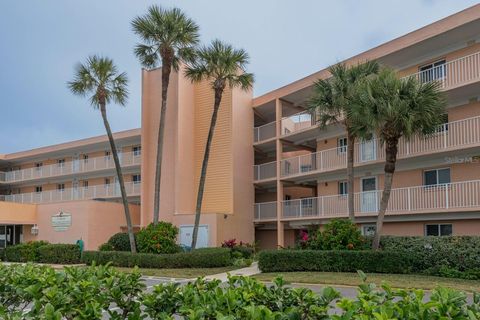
[31,225,39,235]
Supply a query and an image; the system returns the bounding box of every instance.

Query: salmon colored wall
[23,200,140,250]
[377,219,480,236]
[255,229,296,250]
[0,202,37,224]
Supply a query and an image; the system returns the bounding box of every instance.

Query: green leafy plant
[4,241,49,262]
[136,222,180,254]
[106,232,136,252]
[304,219,366,250]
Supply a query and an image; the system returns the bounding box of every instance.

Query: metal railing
[281,115,480,178]
[254,201,277,221]
[0,152,141,183]
[280,180,480,220]
[254,122,276,143]
[281,110,318,136]
[254,161,277,181]
[2,181,141,204]
[406,51,480,89]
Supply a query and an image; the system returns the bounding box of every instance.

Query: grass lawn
[254,272,480,292]
[117,266,238,278]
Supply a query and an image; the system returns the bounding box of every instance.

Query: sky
[0,0,478,153]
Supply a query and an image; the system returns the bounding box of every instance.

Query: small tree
[68,56,137,253]
[354,68,447,249]
[308,61,379,222]
[185,40,254,249]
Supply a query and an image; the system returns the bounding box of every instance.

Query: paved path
[204,262,261,282]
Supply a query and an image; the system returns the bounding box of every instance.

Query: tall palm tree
[308,61,379,222]
[132,5,200,224]
[68,55,137,253]
[185,40,254,249]
[354,68,446,249]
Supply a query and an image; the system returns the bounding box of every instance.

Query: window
[285,195,292,201]
[362,225,376,236]
[105,151,111,159]
[132,174,141,184]
[57,184,65,192]
[425,224,452,236]
[300,197,313,208]
[35,186,42,193]
[337,137,347,154]
[57,159,65,167]
[83,154,89,162]
[35,162,43,171]
[133,146,141,156]
[338,181,348,196]
[82,181,89,189]
[424,168,451,186]
[105,178,111,186]
[419,59,446,83]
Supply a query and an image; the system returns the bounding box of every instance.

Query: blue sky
[0,0,478,153]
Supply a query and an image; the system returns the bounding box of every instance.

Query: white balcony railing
[254,201,277,221]
[281,116,480,178]
[281,111,317,136]
[279,179,480,220]
[254,122,276,143]
[0,152,141,183]
[407,51,480,89]
[3,182,141,204]
[254,161,277,181]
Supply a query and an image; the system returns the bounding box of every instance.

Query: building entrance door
[0,225,22,248]
[361,177,378,213]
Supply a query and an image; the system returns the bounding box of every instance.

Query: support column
[275,98,285,248]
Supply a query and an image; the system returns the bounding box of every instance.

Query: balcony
[407,51,480,90]
[254,201,277,222]
[254,180,480,222]
[254,122,276,143]
[281,115,480,178]
[254,161,277,182]
[2,182,141,204]
[0,152,141,184]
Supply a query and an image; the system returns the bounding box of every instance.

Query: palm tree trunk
[191,88,224,249]
[100,104,137,253]
[372,137,399,250]
[347,132,355,222]
[152,59,172,224]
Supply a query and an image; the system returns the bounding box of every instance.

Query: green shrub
[38,244,81,264]
[82,247,232,268]
[4,241,49,262]
[380,236,480,275]
[304,219,366,250]
[136,222,180,254]
[106,232,135,251]
[258,249,412,273]
[231,246,254,259]
[99,242,114,251]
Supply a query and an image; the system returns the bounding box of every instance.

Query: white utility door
[179,225,209,248]
[361,177,378,213]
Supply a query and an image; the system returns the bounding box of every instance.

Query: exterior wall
[371,219,480,236]
[0,202,36,224]
[23,200,140,250]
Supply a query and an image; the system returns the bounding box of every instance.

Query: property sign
[51,212,72,232]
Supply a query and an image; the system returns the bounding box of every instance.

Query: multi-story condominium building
[1,4,480,250]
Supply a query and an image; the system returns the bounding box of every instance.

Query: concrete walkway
[204,262,261,282]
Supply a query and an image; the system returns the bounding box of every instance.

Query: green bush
[136,222,180,254]
[2,263,480,319]
[82,247,232,268]
[258,249,412,273]
[106,232,135,251]
[98,242,114,251]
[4,241,49,262]
[380,236,480,275]
[38,244,81,264]
[231,246,254,259]
[304,219,367,250]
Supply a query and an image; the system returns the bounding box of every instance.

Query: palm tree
[308,61,379,222]
[185,40,254,249]
[132,5,200,224]
[354,68,447,249]
[68,55,137,253]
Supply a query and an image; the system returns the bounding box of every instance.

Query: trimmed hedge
[38,244,81,264]
[380,236,480,274]
[258,250,412,274]
[231,246,254,259]
[82,247,232,268]
[4,241,49,262]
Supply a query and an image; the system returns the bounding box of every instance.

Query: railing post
[299,200,302,218]
[445,184,449,209]
[407,188,411,211]
[443,128,447,149]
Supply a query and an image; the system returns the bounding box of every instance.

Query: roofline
[253,3,480,107]
[2,128,141,161]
